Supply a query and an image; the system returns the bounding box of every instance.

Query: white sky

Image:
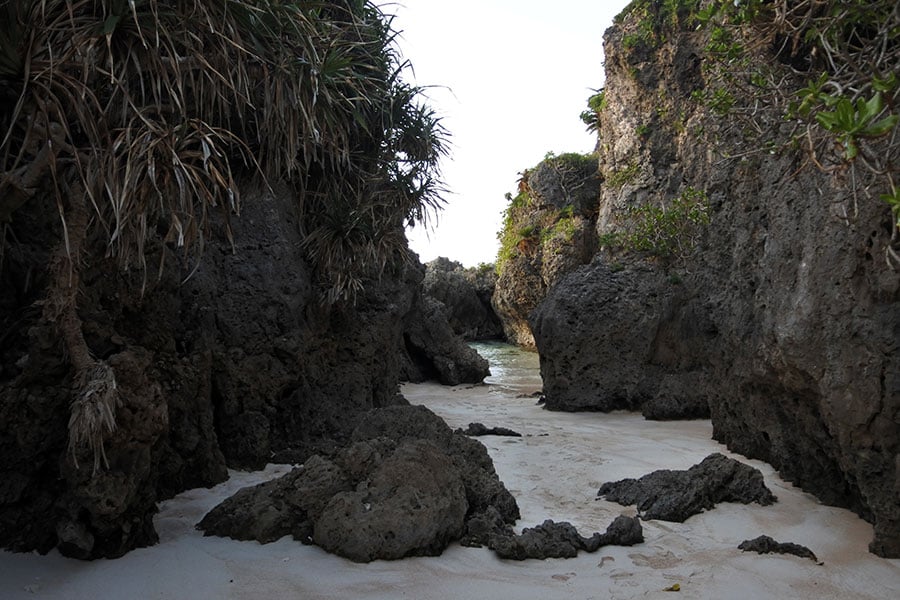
[388,0,631,267]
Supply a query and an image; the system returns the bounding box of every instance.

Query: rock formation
[597,453,776,522]
[527,2,899,556]
[199,404,519,562]
[400,294,491,385]
[489,516,643,561]
[738,535,819,563]
[456,423,522,437]
[0,183,489,559]
[492,153,601,347]
[422,257,504,341]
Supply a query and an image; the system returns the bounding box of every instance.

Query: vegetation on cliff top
[495,152,597,274]
[588,0,899,265]
[0,0,446,471]
[699,0,899,241]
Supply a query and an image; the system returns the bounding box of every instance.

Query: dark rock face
[313,440,467,562]
[0,181,471,559]
[531,261,714,416]
[199,405,519,562]
[492,155,601,348]
[528,7,899,556]
[597,454,776,521]
[350,405,520,523]
[400,294,490,385]
[738,535,819,563]
[422,257,503,341]
[490,516,643,561]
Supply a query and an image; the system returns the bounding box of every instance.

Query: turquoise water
[469,341,543,395]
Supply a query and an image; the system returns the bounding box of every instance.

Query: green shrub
[599,188,709,262]
[606,163,641,188]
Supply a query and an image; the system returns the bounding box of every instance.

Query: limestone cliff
[0,179,494,559]
[529,1,899,556]
[492,153,601,347]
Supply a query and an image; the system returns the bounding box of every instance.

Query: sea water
[468,341,542,395]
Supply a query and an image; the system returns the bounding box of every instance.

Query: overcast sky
[388,0,631,267]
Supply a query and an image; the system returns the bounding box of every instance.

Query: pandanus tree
[0,0,447,472]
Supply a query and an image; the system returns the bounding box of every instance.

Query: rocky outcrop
[199,404,519,562]
[597,454,776,522]
[531,2,899,555]
[0,180,483,559]
[492,153,601,347]
[422,257,503,341]
[531,261,714,417]
[400,294,490,385]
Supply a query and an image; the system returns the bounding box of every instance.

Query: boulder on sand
[597,453,776,521]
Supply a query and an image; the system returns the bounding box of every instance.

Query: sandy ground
[2,378,899,599]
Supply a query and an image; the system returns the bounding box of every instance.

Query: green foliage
[617,0,704,50]
[881,185,900,229]
[496,186,531,274]
[609,188,710,261]
[814,94,898,160]
[580,90,606,134]
[543,209,577,244]
[0,0,448,303]
[695,0,900,237]
[518,224,539,239]
[496,151,597,273]
[606,162,641,189]
[475,262,495,276]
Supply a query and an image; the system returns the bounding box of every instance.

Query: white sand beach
[2,354,899,599]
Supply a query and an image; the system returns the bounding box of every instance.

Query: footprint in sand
[628,550,682,569]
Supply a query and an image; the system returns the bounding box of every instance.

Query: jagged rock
[351,405,520,523]
[738,535,819,563]
[0,178,436,559]
[459,506,514,548]
[490,516,643,560]
[400,295,490,385]
[520,0,900,557]
[313,440,467,562]
[597,453,776,521]
[197,454,353,544]
[590,514,645,550]
[597,9,900,556]
[200,405,519,562]
[492,154,601,348]
[423,258,503,341]
[456,422,522,437]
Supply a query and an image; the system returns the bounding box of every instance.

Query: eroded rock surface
[1,182,484,559]
[527,3,899,556]
[199,405,519,562]
[422,257,503,341]
[492,154,601,348]
[597,454,776,521]
[531,262,714,418]
[738,535,819,563]
[490,516,643,561]
[400,295,490,385]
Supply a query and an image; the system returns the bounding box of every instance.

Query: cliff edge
[528,0,899,556]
